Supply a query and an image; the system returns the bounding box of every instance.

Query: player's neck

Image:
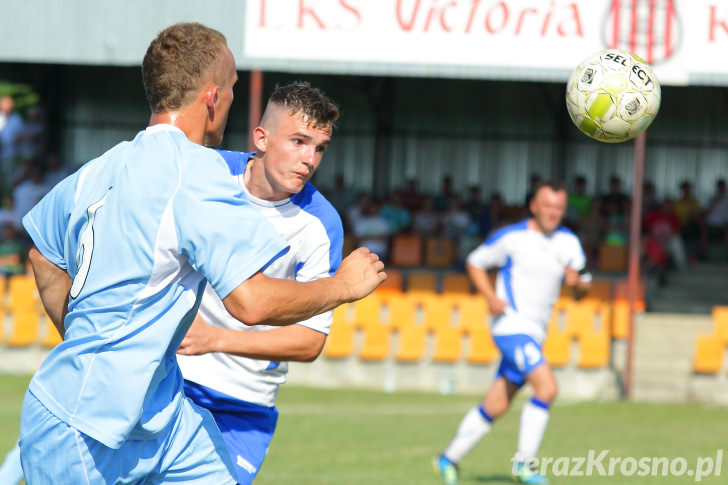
[149,110,205,145]
[243,158,290,202]
[528,218,555,237]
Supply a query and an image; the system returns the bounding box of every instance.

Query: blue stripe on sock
[530,397,550,410]
[478,405,494,423]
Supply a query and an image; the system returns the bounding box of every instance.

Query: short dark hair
[533,180,567,195]
[142,23,229,113]
[267,81,339,130]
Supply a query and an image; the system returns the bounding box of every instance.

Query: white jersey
[177,150,343,407]
[466,219,586,343]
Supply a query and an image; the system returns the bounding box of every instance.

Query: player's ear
[253,126,267,152]
[205,86,219,118]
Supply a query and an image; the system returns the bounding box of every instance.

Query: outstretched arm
[177,314,327,362]
[222,247,386,327]
[28,248,71,338]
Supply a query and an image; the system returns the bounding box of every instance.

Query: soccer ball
[565,49,661,143]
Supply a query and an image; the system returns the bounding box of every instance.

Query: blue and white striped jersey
[466,219,586,341]
[22,126,288,449]
[177,150,343,407]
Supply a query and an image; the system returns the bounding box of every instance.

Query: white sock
[516,398,550,463]
[442,405,493,463]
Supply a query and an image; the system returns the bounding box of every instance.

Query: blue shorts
[493,334,546,386]
[184,380,279,485]
[19,389,236,485]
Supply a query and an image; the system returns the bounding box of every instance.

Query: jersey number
[70,190,110,299]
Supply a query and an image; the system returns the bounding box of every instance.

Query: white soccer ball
[565,49,661,143]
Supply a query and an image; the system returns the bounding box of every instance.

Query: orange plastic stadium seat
[424,237,456,267]
[390,234,423,267]
[359,323,391,361]
[577,331,610,368]
[441,273,472,296]
[6,309,40,347]
[585,279,612,302]
[407,270,437,295]
[375,268,404,295]
[324,304,355,359]
[40,313,63,348]
[432,325,462,363]
[693,334,724,374]
[712,306,728,344]
[542,326,571,368]
[597,244,627,273]
[394,323,427,362]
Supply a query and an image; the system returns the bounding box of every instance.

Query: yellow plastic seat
[324,304,355,359]
[432,325,462,363]
[7,274,38,313]
[455,295,489,334]
[394,323,427,362]
[359,323,391,361]
[542,326,571,368]
[419,295,455,332]
[40,313,63,348]
[712,306,728,344]
[353,294,383,330]
[464,324,498,364]
[577,331,610,368]
[384,295,417,332]
[564,301,610,339]
[693,334,724,374]
[6,309,40,347]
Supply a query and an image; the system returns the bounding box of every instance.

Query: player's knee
[534,380,558,404]
[484,397,510,417]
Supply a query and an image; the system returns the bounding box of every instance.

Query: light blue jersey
[21,125,289,450]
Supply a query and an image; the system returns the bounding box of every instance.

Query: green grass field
[1,374,726,484]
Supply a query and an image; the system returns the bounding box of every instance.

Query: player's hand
[486,296,507,317]
[177,314,221,355]
[564,266,580,286]
[334,247,387,302]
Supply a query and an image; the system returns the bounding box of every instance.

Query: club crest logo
[603,0,681,65]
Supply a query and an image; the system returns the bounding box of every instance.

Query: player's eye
[316,145,328,153]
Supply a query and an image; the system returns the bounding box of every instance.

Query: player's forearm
[28,248,70,338]
[224,247,385,327]
[224,273,350,327]
[466,263,497,302]
[214,325,326,362]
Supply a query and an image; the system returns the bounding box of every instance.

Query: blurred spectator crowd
[321,171,728,286]
[0,95,69,278]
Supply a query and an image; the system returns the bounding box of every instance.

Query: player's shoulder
[485,219,529,245]
[291,182,343,231]
[213,149,254,176]
[554,225,580,242]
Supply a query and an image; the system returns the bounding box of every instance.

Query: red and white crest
[603,0,680,64]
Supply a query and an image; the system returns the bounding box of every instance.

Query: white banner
[243,0,728,85]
